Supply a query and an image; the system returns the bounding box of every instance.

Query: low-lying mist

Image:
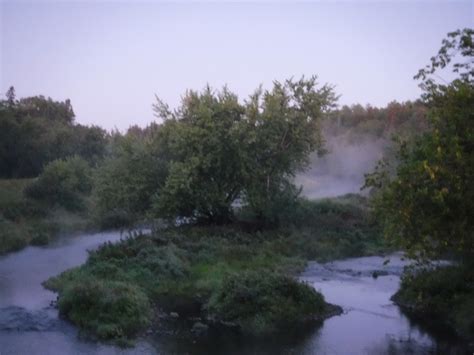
[296,134,387,199]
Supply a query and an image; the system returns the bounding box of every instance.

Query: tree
[0,93,107,178]
[365,28,474,261]
[415,28,473,95]
[152,77,337,224]
[93,127,168,227]
[152,86,247,224]
[241,77,336,224]
[6,86,15,107]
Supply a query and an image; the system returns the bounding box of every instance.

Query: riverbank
[43,195,387,344]
[392,264,474,350]
[0,179,94,255]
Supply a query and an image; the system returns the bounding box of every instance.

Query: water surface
[0,233,467,354]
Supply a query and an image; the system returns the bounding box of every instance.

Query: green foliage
[45,195,384,341]
[29,229,51,246]
[152,87,248,223]
[93,128,168,228]
[0,92,107,178]
[25,156,93,211]
[0,179,51,253]
[0,177,95,254]
[152,77,337,224]
[0,179,40,220]
[415,28,473,96]
[58,278,150,340]
[0,160,96,254]
[324,101,428,143]
[238,181,302,227]
[240,77,336,224]
[393,265,474,341]
[0,218,29,253]
[365,29,474,261]
[207,271,326,334]
[266,195,386,262]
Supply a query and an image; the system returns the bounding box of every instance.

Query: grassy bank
[44,194,388,344]
[0,179,93,254]
[392,265,474,347]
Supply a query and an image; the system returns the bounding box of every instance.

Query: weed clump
[58,279,150,340]
[207,271,328,334]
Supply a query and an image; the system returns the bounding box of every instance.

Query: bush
[29,231,50,246]
[393,265,474,341]
[206,271,327,334]
[239,181,302,227]
[25,156,92,211]
[93,133,167,228]
[58,278,150,340]
[0,219,28,253]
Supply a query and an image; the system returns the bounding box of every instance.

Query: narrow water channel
[0,232,466,354]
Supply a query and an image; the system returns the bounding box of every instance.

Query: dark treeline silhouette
[0,87,107,178]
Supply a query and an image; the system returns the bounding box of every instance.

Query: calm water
[0,232,467,354]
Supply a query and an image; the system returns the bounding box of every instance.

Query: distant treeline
[0,87,429,184]
[0,88,430,181]
[0,87,107,178]
[324,101,429,141]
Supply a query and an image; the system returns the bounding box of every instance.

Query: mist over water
[297,134,387,199]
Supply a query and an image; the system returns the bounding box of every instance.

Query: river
[0,231,467,354]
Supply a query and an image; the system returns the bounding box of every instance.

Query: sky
[1,1,472,131]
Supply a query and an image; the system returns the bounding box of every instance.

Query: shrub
[58,278,150,340]
[393,265,474,340]
[206,271,327,334]
[25,156,92,210]
[0,219,28,253]
[29,231,50,246]
[93,133,167,228]
[0,179,44,221]
[25,156,92,211]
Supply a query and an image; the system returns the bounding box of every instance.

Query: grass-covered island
[43,195,386,344]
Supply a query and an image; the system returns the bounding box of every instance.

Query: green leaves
[366,30,474,261]
[0,94,107,178]
[152,77,337,224]
[25,156,93,211]
[152,86,245,223]
[240,76,336,224]
[94,128,167,228]
[93,77,336,226]
[415,28,473,100]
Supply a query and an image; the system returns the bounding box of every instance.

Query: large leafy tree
[365,29,474,261]
[152,87,247,224]
[242,77,336,223]
[152,77,336,224]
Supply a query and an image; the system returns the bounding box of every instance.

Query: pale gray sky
[1,1,473,130]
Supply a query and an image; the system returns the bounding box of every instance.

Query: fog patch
[296,135,386,199]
